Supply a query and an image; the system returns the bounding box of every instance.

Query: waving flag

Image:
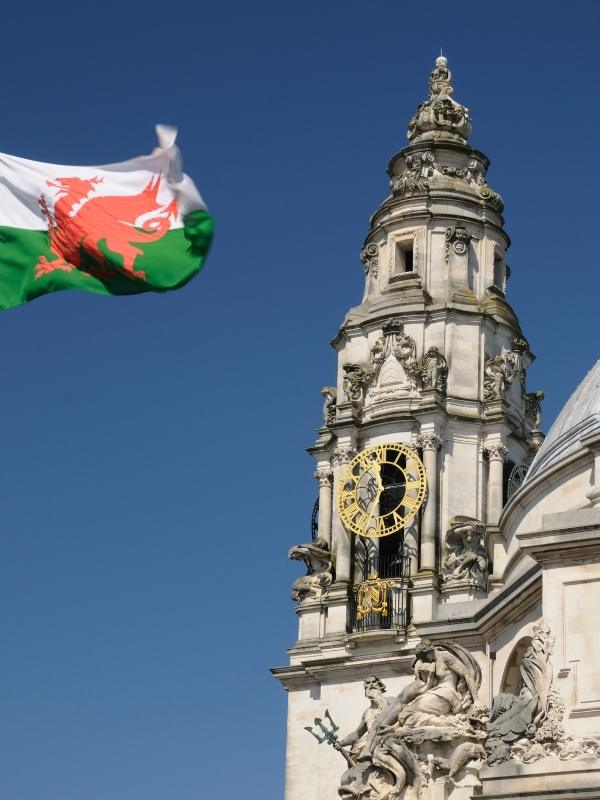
[0,125,213,309]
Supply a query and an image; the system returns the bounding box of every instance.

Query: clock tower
[273,57,568,800]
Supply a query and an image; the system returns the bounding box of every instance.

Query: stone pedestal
[441,579,487,604]
[323,583,350,635]
[295,598,324,641]
[479,755,600,799]
[410,572,440,623]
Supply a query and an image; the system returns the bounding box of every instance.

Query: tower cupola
[407,55,472,144]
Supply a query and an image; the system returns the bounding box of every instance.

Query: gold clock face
[337,443,427,537]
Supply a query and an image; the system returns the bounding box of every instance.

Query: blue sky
[0,1,598,798]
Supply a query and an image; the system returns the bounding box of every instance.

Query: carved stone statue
[385,319,419,390]
[484,622,600,764]
[369,335,386,375]
[336,675,425,800]
[288,537,333,602]
[343,364,368,402]
[330,642,487,799]
[374,641,485,735]
[486,622,556,764]
[483,338,528,401]
[442,516,488,592]
[421,346,448,393]
[321,386,337,425]
[524,390,544,431]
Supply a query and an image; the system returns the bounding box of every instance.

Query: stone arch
[500,635,532,695]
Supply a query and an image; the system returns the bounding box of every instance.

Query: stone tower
[274,58,600,800]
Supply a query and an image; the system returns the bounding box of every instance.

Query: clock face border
[337,443,427,538]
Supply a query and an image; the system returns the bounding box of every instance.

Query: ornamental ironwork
[507,463,529,500]
[353,571,392,620]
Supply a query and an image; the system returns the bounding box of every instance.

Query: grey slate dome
[526,360,600,481]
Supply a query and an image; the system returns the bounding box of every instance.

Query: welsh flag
[0,125,213,309]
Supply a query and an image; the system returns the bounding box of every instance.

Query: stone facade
[274,57,600,800]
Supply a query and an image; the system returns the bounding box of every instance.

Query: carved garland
[389,151,504,211]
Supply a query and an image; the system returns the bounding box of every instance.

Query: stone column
[332,445,354,583]
[314,467,333,546]
[416,433,442,571]
[485,441,508,525]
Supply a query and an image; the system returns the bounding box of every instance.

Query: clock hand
[373,462,384,494]
[364,481,383,533]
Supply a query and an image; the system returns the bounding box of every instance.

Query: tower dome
[526,360,600,481]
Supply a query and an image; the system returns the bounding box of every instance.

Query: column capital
[416,432,442,452]
[333,445,355,466]
[485,441,508,462]
[314,467,333,487]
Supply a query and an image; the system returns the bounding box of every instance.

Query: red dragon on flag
[0,125,213,309]
[35,174,178,281]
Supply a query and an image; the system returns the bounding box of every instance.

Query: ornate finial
[407,56,472,145]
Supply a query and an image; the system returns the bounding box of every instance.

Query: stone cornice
[271,565,541,689]
[334,303,524,341]
[516,511,600,565]
[413,562,541,644]
[370,199,507,241]
[271,648,417,690]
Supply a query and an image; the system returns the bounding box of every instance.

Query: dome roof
[526,360,600,482]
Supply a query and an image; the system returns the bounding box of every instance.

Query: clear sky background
[0,1,598,798]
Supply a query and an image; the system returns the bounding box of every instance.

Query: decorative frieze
[389,151,503,211]
[389,151,434,195]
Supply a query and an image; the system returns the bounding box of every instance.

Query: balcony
[349,581,409,632]
[349,549,410,633]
